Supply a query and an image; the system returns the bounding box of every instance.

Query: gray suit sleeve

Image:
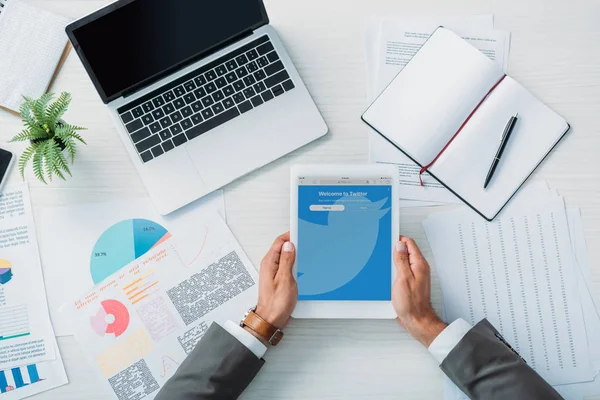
[441,319,563,399]
[155,323,264,400]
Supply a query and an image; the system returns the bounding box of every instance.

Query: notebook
[362,27,570,221]
[0,0,71,115]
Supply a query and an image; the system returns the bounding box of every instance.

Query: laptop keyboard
[117,35,296,163]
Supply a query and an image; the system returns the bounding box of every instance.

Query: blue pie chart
[90,219,170,284]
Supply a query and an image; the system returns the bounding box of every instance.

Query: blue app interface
[297,177,392,301]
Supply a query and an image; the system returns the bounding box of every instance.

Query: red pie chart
[90,300,130,337]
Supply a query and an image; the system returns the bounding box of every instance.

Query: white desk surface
[1,0,599,398]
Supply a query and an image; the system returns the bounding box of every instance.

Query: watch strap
[242,310,284,346]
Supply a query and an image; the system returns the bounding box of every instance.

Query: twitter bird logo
[297,195,390,296]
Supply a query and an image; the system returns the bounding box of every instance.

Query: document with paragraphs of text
[0,184,68,398]
[0,185,57,368]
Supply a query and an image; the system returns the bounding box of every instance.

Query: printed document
[441,205,600,399]
[423,197,595,387]
[0,185,56,368]
[365,14,495,96]
[0,345,68,399]
[67,215,258,400]
[38,191,225,336]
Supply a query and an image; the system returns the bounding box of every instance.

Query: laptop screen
[68,0,268,103]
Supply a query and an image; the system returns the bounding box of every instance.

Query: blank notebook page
[362,27,505,164]
[0,0,70,111]
[432,76,569,219]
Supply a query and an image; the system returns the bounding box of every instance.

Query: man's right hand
[392,236,447,347]
[255,232,298,331]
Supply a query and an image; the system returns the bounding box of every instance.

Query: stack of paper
[0,185,67,399]
[365,15,511,206]
[422,181,600,399]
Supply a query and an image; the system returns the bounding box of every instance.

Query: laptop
[66,0,328,215]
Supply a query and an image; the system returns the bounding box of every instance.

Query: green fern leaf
[42,140,70,181]
[54,145,71,179]
[17,146,35,180]
[9,131,29,143]
[10,130,35,143]
[68,131,86,144]
[20,101,37,127]
[19,98,50,139]
[43,140,56,182]
[43,141,54,182]
[55,125,87,145]
[32,145,47,184]
[18,98,32,119]
[62,136,77,163]
[31,93,53,126]
[46,92,71,128]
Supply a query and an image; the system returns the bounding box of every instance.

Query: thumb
[276,241,296,279]
[393,241,414,280]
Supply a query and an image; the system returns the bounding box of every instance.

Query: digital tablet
[290,165,399,319]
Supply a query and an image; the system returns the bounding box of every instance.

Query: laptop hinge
[122,30,254,99]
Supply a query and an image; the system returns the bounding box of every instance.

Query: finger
[275,241,296,280]
[393,240,414,280]
[401,237,430,278]
[400,237,426,265]
[267,232,290,265]
[262,233,289,277]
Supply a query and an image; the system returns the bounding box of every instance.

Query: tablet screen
[296,176,393,301]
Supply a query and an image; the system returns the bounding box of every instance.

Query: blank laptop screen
[69,0,267,102]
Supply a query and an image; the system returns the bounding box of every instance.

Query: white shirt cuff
[428,318,472,364]
[223,320,268,359]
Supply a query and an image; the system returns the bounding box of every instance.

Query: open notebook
[362,27,569,220]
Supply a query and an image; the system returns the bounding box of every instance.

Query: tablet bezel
[290,164,399,319]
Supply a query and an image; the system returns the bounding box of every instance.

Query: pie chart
[90,299,130,337]
[0,259,12,285]
[90,219,171,284]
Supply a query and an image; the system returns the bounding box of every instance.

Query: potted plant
[10,92,86,183]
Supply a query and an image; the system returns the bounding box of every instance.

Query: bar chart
[0,364,42,392]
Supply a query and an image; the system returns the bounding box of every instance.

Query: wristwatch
[240,306,284,346]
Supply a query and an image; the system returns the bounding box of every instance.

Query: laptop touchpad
[185,122,273,189]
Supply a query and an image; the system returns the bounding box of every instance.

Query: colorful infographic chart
[0,364,41,393]
[0,259,12,285]
[90,219,171,284]
[91,300,130,338]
